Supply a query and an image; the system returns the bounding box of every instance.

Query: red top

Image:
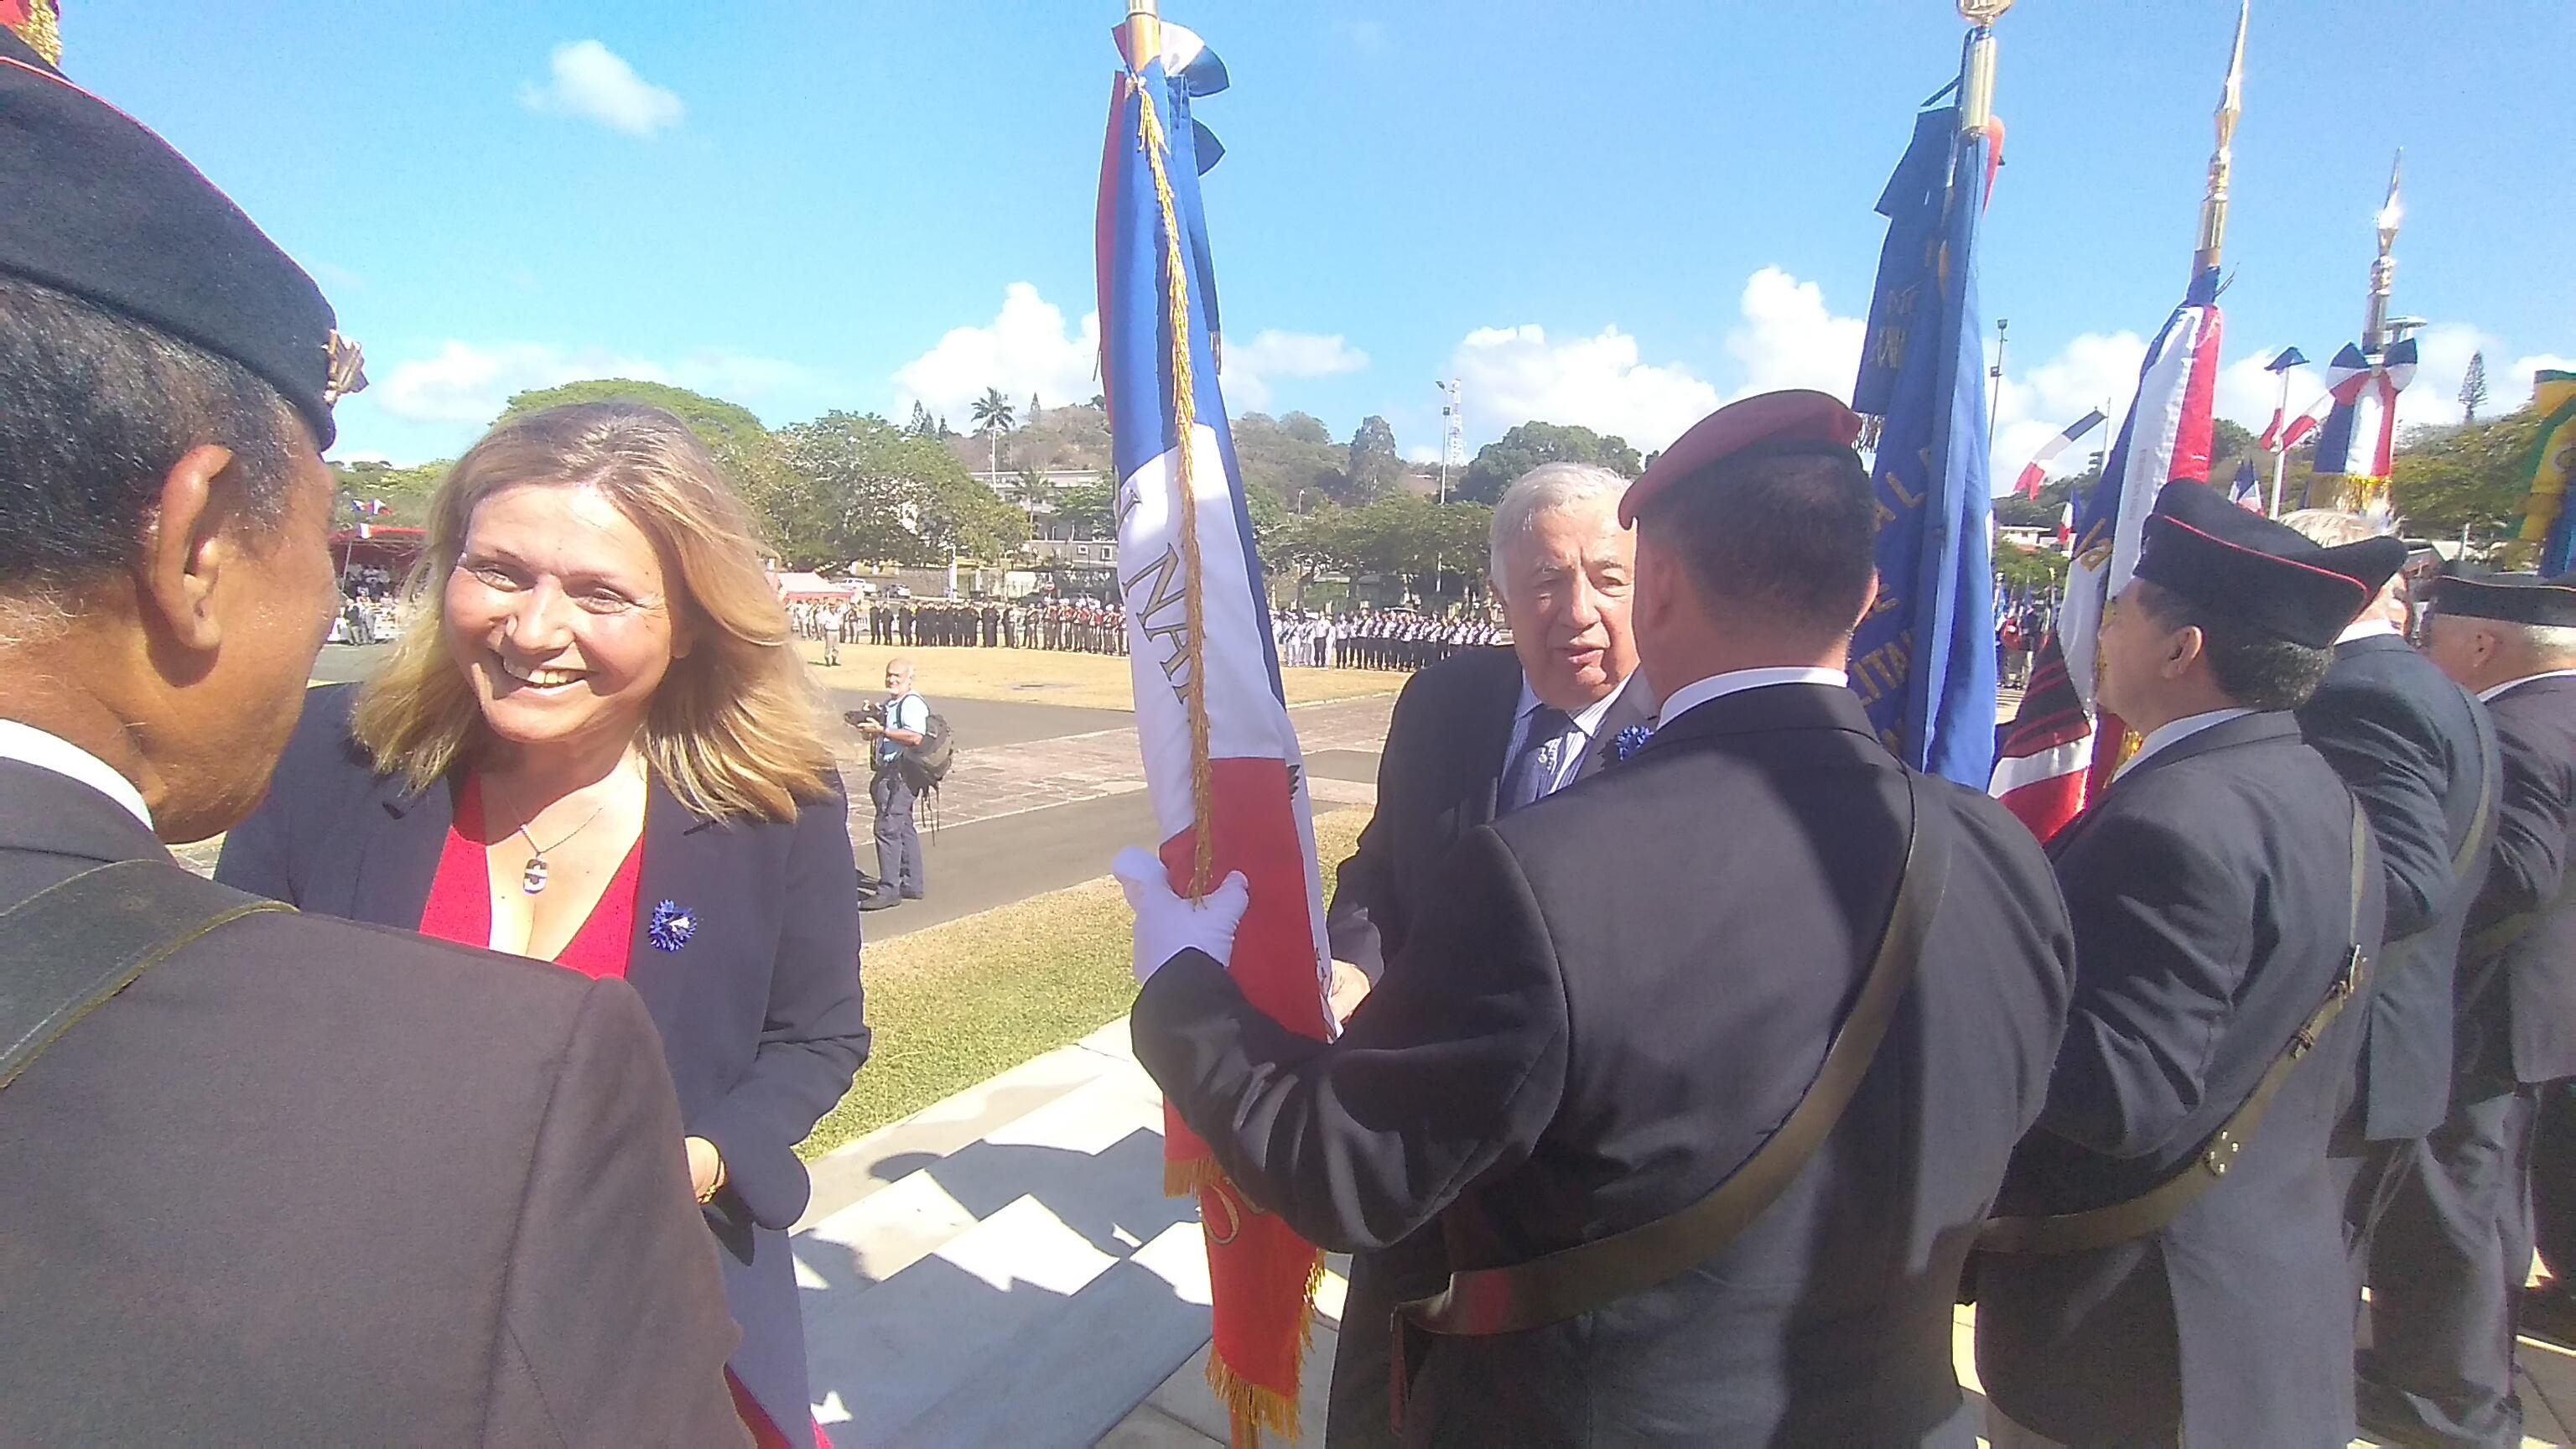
[418,776,644,979]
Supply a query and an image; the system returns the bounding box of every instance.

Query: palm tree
[970,387,1016,480]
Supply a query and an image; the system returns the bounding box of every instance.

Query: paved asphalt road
[303,643,1379,943]
[309,643,1136,750]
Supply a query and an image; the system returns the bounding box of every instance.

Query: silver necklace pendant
[521,856,550,895]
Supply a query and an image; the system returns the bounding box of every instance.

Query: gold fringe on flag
[4,0,63,65]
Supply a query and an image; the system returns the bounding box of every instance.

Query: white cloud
[373,340,809,425]
[1722,266,1867,401]
[890,283,1363,420]
[1447,324,1719,452]
[520,40,683,139]
[1988,330,2149,489]
[1223,329,1368,411]
[891,283,1101,423]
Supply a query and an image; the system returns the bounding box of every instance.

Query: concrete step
[794,1062,1169,1295]
[797,1026,1135,1233]
[884,1221,1216,1449]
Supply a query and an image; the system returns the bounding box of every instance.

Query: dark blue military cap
[2136,480,2407,647]
[0,27,361,445]
[2432,573,2576,629]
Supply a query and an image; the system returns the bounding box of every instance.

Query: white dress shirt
[0,718,153,830]
[1503,674,1635,801]
[2336,617,2402,645]
[2479,668,2576,704]
[2114,707,2257,782]
[1655,667,1852,729]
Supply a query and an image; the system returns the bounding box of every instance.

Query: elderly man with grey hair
[1318,460,1653,1445]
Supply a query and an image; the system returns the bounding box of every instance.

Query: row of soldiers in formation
[1271,609,1507,671]
[789,597,1131,656]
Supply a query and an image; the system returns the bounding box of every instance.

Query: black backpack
[901,707,955,789]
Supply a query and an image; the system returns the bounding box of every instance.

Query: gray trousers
[870,767,923,900]
[2359,1085,2537,1449]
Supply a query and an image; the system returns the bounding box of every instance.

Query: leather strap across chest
[0,859,290,1090]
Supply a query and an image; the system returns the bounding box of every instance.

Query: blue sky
[62,1,2571,481]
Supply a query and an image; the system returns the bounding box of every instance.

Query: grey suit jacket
[0,762,748,1446]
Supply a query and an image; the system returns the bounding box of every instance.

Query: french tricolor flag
[1098,14,1331,1440]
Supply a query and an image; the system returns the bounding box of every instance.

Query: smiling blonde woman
[218,401,868,1449]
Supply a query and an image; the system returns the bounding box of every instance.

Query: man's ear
[2163,623,2208,680]
[1851,571,1882,633]
[134,444,241,653]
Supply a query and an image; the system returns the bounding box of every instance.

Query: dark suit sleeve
[482,978,749,1446]
[690,782,871,1231]
[215,685,361,902]
[1133,825,1568,1253]
[1327,681,1431,982]
[213,786,297,901]
[2303,678,2453,942]
[2475,708,2576,924]
[2038,812,2253,1157]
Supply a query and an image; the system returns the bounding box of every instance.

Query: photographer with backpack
[857,657,933,911]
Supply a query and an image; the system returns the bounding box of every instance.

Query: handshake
[1109,848,1373,1023]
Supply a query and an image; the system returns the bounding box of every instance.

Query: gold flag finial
[1957,0,2012,136]
[2192,0,2250,278]
[2365,149,2403,350]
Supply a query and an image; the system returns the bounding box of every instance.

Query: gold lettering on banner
[1122,543,1195,700]
[1869,324,1910,373]
[1198,1176,1272,1246]
[1847,633,1914,710]
[1883,468,1924,510]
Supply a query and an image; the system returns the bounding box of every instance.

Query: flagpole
[1126,0,1159,70]
[2193,0,2249,284]
[2268,365,2293,516]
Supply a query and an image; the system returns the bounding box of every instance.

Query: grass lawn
[801,806,1371,1159]
[802,641,1401,711]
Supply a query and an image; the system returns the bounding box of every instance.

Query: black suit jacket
[1976,712,2383,1448]
[1325,646,1652,981]
[2456,673,2576,1091]
[216,684,868,1445]
[1137,683,2074,1446]
[0,762,747,1445]
[2294,632,2494,1142]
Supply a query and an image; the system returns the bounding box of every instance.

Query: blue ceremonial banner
[1849,99,1997,788]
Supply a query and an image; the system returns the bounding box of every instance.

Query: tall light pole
[1436,378,1464,504]
[1989,318,2010,427]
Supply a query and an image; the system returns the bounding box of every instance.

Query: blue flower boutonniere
[1613,724,1656,764]
[647,900,699,953]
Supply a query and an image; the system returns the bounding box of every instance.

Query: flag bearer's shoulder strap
[0,859,291,1090]
[1398,769,1951,1337]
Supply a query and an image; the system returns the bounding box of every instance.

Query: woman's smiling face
[444,480,688,756]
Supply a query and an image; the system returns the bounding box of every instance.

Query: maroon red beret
[1620,389,1864,526]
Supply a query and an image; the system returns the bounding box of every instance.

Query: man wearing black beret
[2360,572,2576,1447]
[0,28,747,1443]
[1975,480,2399,1447]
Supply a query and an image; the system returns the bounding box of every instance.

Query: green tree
[1994,539,2069,593]
[906,401,938,439]
[776,412,1028,569]
[1992,471,2086,531]
[493,378,802,550]
[329,459,450,529]
[1344,415,1405,504]
[2460,351,2490,423]
[1458,421,1643,504]
[1052,479,1118,538]
[2390,405,2549,545]
[1230,412,1347,510]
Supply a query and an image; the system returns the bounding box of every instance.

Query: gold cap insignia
[323,330,368,406]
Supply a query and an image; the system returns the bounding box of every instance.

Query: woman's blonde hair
[353,402,837,823]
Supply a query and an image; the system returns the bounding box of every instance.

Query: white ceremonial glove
[1113,846,1252,986]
